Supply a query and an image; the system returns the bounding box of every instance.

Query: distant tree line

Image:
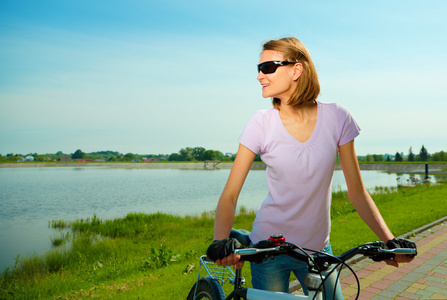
[1,144,446,163]
[168,147,235,162]
[357,145,446,163]
[0,150,168,163]
[0,147,231,163]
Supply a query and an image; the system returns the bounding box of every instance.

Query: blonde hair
[262,37,320,108]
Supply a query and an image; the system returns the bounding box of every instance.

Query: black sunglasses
[257,61,295,74]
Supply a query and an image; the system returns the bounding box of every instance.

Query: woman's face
[257,50,298,102]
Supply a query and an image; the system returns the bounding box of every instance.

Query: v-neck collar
[274,101,322,146]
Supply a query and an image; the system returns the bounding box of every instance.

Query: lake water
[0,167,428,271]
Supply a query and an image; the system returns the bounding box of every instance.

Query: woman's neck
[277,101,317,122]
[276,101,318,143]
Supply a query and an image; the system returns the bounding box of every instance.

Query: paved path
[341,220,447,299]
[291,218,447,299]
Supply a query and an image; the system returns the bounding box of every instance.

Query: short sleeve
[238,111,265,155]
[337,105,361,146]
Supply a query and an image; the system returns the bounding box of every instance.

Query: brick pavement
[341,220,447,299]
[291,218,447,299]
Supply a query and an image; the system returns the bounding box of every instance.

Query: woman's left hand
[384,238,417,267]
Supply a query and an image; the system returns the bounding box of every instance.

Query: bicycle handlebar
[234,240,417,269]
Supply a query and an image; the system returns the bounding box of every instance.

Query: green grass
[1,183,446,299]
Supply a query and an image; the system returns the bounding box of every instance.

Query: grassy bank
[1,183,446,299]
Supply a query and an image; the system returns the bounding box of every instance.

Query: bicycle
[186,229,417,300]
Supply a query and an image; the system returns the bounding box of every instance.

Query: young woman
[207,37,415,298]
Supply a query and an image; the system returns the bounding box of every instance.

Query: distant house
[58,157,72,162]
[77,159,92,162]
[25,156,34,161]
[143,158,158,162]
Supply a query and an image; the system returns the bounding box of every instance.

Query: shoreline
[1,162,446,173]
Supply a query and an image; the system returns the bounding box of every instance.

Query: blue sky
[1,1,446,156]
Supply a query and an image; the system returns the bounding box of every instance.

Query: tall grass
[1,183,446,299]
[330,183,447,254]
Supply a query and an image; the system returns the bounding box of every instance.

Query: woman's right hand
[206,238,244,269]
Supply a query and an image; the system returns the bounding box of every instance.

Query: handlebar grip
[234,249,258,262]
[389,248,417,255]
[234,248,260,255]
[235,247,279,256]
[371,247,417,261]
[234,246,281,263]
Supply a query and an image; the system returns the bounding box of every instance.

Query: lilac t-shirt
[238,101,360,251]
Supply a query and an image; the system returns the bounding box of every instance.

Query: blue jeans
[250,242,344,299]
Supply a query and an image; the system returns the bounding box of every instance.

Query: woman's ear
[292,63,303,81]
